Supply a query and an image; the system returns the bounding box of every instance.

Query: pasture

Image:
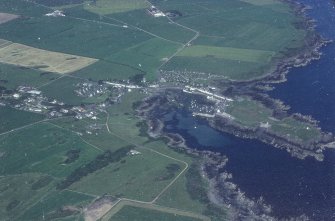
[178,45,275,63]
[69,147,185,202]
[84,0,149,15]
[0,63,59,90]
[0,106,44,134]
[0,173,55,220]
[104,203,206,221]
[0,122,101,178]
[158,0,307,81]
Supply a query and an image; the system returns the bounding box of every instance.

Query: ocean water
[162,1,335,219]
[163,111,335,219]
[270,0,335,133]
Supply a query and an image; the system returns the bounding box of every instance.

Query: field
[225,97,322,143]
[0,173,55,220]
[0,0,313,220]
[158,0,307,80]
[102,202,207,221]
[69,148,185,201]
[0,122,101,178]
[21,190,93,221]
[0,63,59,90]
[84,0,150,15]
[0,41,98,74]
[0,106,45,134]
[178,46,275,63]
[0,13,18,24]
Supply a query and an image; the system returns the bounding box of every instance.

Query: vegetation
[110,205,203,221]
[160,0,307,80]
[0,106,44,133]
[84,0,150,15]
[57,146,132,189]
[21,190,93,221]
[0,0,318,220]
[225,97,322,143]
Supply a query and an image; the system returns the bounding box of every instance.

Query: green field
[69,148,185,201]
[84,0,149,15]
[225,97,322,143]
[178,46,275,63]
[0,106,45,134]
[0,173,55,220]
[0,122,101,177]
[158,0,307,80]
[109,205,204,221]
[0,0,316,220]
[21,190,93,221]
[0,63,59,90]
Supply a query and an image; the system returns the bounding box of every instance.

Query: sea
[163,0,335,220]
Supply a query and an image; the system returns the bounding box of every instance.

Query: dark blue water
[270,0,335,133]
[164,111,335,219]
[162,1,335,219]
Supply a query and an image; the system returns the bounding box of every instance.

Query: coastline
[135,0,332,219]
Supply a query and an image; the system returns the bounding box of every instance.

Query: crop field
[0,41,98,74]
[0,13,19,24]
[84,0,150,15]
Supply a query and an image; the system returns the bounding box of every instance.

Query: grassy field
[225,97,322,142]
[69,148,185,201]
[106,9,195,44]
[0,106,45,133]
[0,41,98,74]
[107,204,205,221]
[84,0,149,15]
[0,173,55,220]
[107,38,180,81]
[20,190,93,221]
[73,60,144,81]
[0,122,101,178]
[0,63,59,90]
[178,46,275,63]
[159,0,307,81]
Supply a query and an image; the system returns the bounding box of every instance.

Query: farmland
[84,0,150,15]
[0,0,322,220]
[0,41,98,74]
[158,0,307,80]
[0,13,18,24]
